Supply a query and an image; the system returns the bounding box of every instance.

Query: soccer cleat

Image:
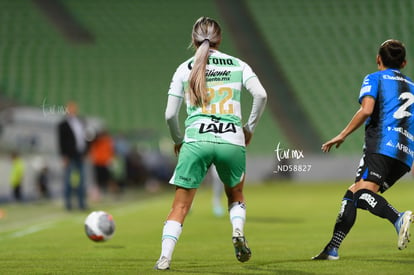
[394,210,413,250]
[312,247,339,260]
[154,256,170,270]
[232,229,251,262]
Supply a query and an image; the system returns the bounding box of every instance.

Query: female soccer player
[154,16,267,270]
[313,39,414,260]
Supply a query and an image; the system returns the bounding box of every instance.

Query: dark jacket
[57,118,88,159]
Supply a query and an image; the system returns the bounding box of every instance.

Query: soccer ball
[84,211,115,242]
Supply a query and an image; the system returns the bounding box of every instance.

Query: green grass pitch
[1,180,414,274]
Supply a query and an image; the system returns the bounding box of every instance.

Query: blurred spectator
[32,156,50,199]
[111,133,130,190]
[110,153,126,192]
[37,166,50,199]
[89,130,117,199]
[10,151,24,201]
[57,101,89,211]
[114,133,130,158]
[125,148,148,186]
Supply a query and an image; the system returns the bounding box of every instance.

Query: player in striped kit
[313,39,414,260]
[154,17,267,270]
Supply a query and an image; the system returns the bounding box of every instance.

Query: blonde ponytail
[189,40,210,106]
[188,17,222,107]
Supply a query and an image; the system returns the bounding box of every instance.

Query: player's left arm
[322,96,375,152]
[165,95,184,146]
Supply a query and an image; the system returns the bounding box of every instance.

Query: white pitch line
[0,222,54,240]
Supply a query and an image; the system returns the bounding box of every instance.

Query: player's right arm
[322,96,375,152]
[322,73,378,153]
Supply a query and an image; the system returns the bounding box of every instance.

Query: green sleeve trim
[168,93,184,99]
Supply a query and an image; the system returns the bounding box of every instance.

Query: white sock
[211,166,222,205]
[160,220,182,260]
[229,202,246,236]
[212,178,223,208]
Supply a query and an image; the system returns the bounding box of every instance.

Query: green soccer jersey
[168,50,257,146]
